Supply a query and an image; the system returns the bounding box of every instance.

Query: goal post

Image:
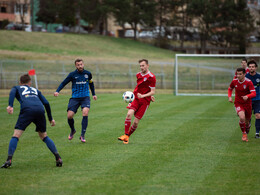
[174,54,260,96]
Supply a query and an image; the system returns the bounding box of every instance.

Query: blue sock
[43,136,58,155]
[8,137,19,157]
[255,119,260,134]
[81,116,88,137]
[68,118,75,132]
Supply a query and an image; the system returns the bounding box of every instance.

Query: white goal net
[174,54,260,96]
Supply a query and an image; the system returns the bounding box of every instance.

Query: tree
[154,0,179,47]
[214,0,254,53]
[128,0,156,39]
[15,0,31,29]
[187,0,222,53]
[187,0,254,53]
[108,0,131,33]
[110,0,156,39]
[57,0,77,27]
[36,0,59,28]
[80,0,114,34]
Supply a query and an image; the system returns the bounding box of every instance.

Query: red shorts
[127,99,150,119]
[234,103,252,120]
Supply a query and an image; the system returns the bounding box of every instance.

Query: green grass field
[0,31,175,62]
[1,94,260,194]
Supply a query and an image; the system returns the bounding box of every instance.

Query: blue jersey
[8,85,53,121]
[56,69,93,98]
[246,73,260,101]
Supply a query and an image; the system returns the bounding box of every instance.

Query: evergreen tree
[36,0,59,27]
[187,0,222,53]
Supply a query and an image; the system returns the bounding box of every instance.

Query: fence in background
[0,59,174,90]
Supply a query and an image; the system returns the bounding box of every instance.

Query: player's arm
[7,87,17,114]
[38,91,55,126]
[54,73,72,97]
[228,81,234,103]
[242,82,256,101]
[137,88,155,99]
[89,79,97,100]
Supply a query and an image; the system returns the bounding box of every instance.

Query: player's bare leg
[1,130,23,168]
[39,132,62,167]
[67,110,76,140]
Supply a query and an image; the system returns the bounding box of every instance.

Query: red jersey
[228,78,256,104]
[133,71,156,103]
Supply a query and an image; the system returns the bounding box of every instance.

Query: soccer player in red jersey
[118,59,156,144]
[228,68,256,142]
[234,58,249,79]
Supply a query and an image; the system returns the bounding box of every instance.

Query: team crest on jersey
[144,77,147,81]
[243,85,246,89]
[84,74,88,78]
[257,78,260,83]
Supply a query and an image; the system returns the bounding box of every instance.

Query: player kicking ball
[228,68,256,142]
[118,59,156,144]
[1,74,62,168]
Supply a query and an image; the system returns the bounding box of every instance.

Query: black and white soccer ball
[122,91,135,103]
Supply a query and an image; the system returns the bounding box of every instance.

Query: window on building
[1,6,7,13]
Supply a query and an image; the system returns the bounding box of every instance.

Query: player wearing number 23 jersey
[1,74,62,169]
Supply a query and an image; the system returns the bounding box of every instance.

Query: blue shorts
[67,97,90,113]
[252,100,260,114]
[15,108,46,132]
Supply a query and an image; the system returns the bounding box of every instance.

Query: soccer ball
[122,91,135,103]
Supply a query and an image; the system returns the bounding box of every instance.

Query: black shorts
[15,108,46,132]
[67,97,90,113]
[252,100,260,114]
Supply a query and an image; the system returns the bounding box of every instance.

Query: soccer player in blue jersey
[1,74,62,168]
[245,60,260,138]
[54,58,97,143]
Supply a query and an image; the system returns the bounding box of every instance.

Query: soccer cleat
[68,130,76,140]
[79,136,86,143]
[255,134,260,139]
[1,160,12,168]
[242,133,248,142]
[56,158,63,167]
[118,134,128,141]
[123,135,129,144]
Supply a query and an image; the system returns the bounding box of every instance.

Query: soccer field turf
[0,94,260,194]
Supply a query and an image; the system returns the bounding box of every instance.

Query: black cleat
[255,134,260,139]
[1,160,12,168]
[56,158,63,167]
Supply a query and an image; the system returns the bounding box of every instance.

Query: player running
[228,68,256,142]
[1,74,62,168]
[54,58,97,143]
[245,60,260,138]
[118,59,156,144]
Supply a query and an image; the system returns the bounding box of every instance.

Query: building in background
[0,0,30,29]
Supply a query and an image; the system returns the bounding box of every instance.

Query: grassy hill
[0,30,175,62]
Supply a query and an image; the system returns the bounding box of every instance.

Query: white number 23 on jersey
[20,86,38,95]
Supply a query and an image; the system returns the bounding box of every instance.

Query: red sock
[239,121,246,133]
[245,123,251,134]
[129,125,137,136]
[125,118,131,135]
